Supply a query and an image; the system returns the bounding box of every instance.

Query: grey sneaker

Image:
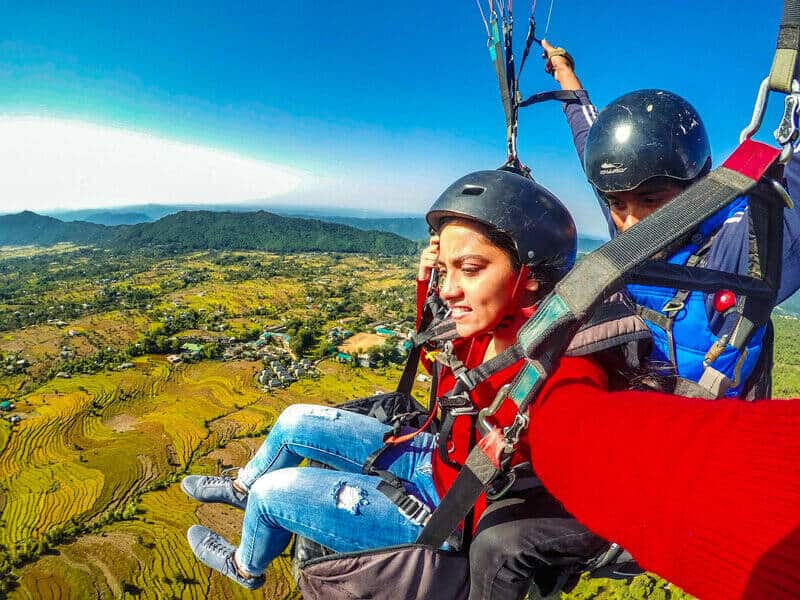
[181,475,248,510]
[186,525,265,590]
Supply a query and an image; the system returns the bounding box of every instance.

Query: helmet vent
[460,185,485,196]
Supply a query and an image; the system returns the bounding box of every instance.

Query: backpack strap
[635,235,716,367]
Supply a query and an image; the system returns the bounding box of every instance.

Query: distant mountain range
[3,207,800,315]
[40,204,609,251]
[44,209,153,226]
[0,210,418,255]
[0,212,109,246]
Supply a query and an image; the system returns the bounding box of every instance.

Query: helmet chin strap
[509,264,531,304]
[489,265,532,334]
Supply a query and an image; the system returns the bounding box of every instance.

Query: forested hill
[108,210,417,254]
[0,211,108,246]
[0,210,418,255]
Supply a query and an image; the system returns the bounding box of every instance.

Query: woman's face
[436,220,521,339]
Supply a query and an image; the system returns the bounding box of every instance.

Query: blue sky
[0,1,788,237]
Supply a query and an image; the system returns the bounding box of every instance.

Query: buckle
[774,80,800,163]
[661,299,685,314]
[438,392,473,411]
[503,413,529,449]
[486,469,517,501]
[397,495,431,526]
[741,77,800,164]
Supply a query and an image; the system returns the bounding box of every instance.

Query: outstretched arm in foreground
[530,360,800,600]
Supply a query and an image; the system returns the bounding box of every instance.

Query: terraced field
[1,356,404,599]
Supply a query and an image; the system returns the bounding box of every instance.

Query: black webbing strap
[516,16,538,78]
[415,140,783,550]
[518,89,582,108]
[416,430,505,548]
[503,12,516,114]
[436,391,476,470]
[395,342,424,397]
[411,318,458,347]
[397,287,442,395]
[374,469,432,526]
[625,261,778,298]
[770,0,800,94]
[448,343,526,394]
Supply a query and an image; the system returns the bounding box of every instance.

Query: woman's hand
[418,236,440,281]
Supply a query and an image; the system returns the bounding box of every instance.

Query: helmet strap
[509,264,532,305]
[487,265,534,340]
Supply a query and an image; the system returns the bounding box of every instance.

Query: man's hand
[541,39,582,90]
[418,236,440,281]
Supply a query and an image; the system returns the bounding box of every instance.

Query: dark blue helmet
[584,89,712,193]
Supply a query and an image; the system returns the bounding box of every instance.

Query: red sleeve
[530,372,800,600]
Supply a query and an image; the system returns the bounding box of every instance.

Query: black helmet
[426,170,577,281]
[584,89,712,193]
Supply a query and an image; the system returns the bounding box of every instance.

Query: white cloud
[0,116,309,213]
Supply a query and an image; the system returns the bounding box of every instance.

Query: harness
[296,4,800,598]
[629,194,777,399]
[362,291,651,543]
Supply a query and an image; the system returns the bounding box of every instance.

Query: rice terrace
[0,244,425,599]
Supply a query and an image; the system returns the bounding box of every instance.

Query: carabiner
[740,77,770,144]
[477,383,511,436]
[740,77,800,165]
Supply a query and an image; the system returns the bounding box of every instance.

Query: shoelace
[203,535,232,559]
[202,476,229,488]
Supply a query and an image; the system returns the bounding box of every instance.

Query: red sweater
[529,357,800,600]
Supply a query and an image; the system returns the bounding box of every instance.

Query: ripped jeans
[233,403,439,575]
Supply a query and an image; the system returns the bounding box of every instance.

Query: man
[541,38,800,398]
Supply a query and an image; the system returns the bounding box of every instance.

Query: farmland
[0,244,797,599]
[0,247,418,599]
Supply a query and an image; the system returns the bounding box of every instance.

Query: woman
[179,168,583,590]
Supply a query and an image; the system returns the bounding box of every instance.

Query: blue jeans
[233,403,439,575]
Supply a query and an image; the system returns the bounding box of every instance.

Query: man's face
[605,180,685,232]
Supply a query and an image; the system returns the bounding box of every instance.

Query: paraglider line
[476,0,491,38]
[542,0,555,38]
